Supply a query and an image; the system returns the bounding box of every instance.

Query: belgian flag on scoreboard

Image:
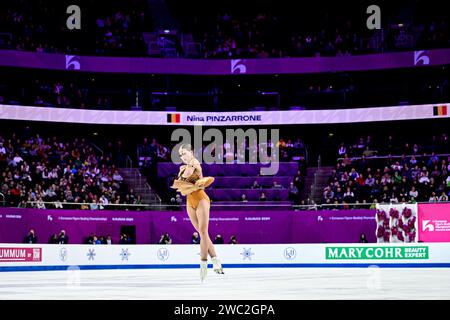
[433,105,448,116]
[167,113,181,123]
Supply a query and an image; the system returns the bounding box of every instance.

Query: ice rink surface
[1,267,450,300]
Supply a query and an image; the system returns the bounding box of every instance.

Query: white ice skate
[212,256,224,274]
[200,260,208,282]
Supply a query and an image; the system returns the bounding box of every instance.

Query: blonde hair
[179,144,193,153]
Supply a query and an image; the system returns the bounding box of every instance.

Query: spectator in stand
[288,182,299,202]
[119,233,129,244]
[343,187,355,203]
[23,229,37,243]
[323,186,334,202]
[213,234,224,244]
[93,235,102,245]
[48,233,58,244]
[191,232,200,244]
[428,192,438,202]
[56,230,69,244]
[158,233,172,244]
[272,181,283,189]
[228,235,238,245]
[251,180,262,189]
[85,232,95,244]
[259,192,267,201]
[438,192,448,202]
[409,186,419,199]
[359,233,368,243]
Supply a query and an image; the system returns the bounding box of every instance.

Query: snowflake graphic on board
[119,248,131,261]
[87,249,96,261]
[240,248,255,260]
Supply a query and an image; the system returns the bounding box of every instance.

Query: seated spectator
[323,186,334,201]
[365,174,375,187]
[93,235,102,245]
[112,170,123,182]
[429,192,438,202]
[48,233,58,244]
[90,201,99,210]
[241,194,248,202]
[158,233,172,244]
[288,182,299,201]
[272,181,283,189]
[85,232,95,244]
[418,171,430,184]
[359,233,368,243]
[389,192,399,204]
[11,153,24,167]
[80,200,89,210]
[191,232,200,244]
[36,196,46,209]
[228,235,238,245]
[56,230,69,244]
[349,168,359,180]
[23,229,37,244]
[259,192,267,201]
[409,186,418,199]
[251,180,262,189]
[0,142,6,158]
[105,234,113,245]
[343,187,355,203]
[119,233,130,244]
[438,192,448,202]
[213,234,224,244]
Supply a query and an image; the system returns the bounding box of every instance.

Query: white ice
[0,268,450,300]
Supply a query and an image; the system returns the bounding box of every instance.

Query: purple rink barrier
[0,208,376,244]
[0,49,449,74]
[158,162,299,177]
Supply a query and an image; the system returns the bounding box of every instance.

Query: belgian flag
[167,113,181,123]
[433,105,448,116]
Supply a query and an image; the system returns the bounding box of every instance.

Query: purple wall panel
[0,208,376,244]
[1,49,449,74]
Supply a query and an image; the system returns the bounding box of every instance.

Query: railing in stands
[310,155,321,202]
[90,143,104,157]
[337,153,450,162]
[0,192,5,206]
[21,200,449,211]
[126,155,133,169]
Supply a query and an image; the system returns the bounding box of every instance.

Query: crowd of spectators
[170,5,450,58]
[1,1,449,58]
[0,131,141,208]
[23,228,135,244]
[323,133,450,207]
[0,0,149,56]
[158,232,238,245]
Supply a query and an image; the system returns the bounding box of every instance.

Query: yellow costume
[171,165,214,210]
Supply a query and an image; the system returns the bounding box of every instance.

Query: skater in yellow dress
[171,144,224,281]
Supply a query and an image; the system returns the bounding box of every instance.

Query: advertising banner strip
[326,246,428,260]
[1,243,449,272]
[0,49,449,75]
[418,203,450,242]
[0,248,42,262]
[1,103,449,126]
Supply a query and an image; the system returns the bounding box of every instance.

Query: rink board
[1,243,450,271]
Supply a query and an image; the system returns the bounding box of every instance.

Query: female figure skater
[171,144,224,281]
